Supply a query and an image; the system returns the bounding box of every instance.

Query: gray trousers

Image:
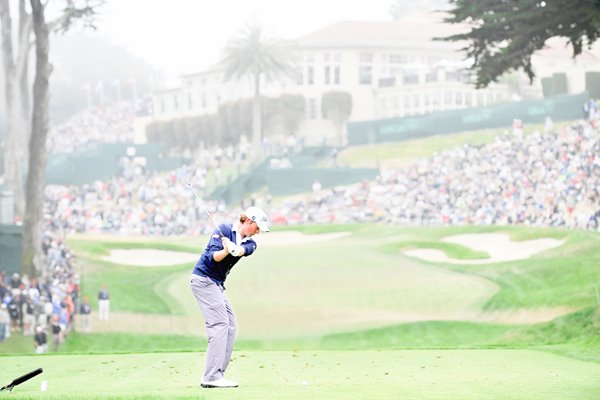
[190,274,237,382]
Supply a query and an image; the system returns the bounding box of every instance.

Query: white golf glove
[221,237,233,252]
[229,245,244,257]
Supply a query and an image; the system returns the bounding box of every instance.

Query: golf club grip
[5,368,43,388]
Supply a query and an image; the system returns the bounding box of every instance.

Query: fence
[46,143,185,186]
[347,92,589,146]
[0,224,22,275]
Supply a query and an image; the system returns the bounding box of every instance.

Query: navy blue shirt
[192,223,257,285]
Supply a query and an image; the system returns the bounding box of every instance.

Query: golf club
[184,179,224,236]
[0,368,43,392]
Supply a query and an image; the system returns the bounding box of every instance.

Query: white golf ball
[302,380,309,386]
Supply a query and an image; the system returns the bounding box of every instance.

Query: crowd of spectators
[40,112,600,237]
[0,232,83,352]
[44,164,233,237]
[274,117,600,230]
[46,98,150,155]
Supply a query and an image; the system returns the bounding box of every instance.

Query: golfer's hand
[221,237,232,252]
[229,245,244,257]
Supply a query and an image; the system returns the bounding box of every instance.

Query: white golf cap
[244,206,270,232]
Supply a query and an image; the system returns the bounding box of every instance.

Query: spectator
[0,304,9,342]
[512,118,523,138]
[7,293,19,333]
[34,326,48,354]
[9,273,21,289]
[98,284,110,321]
[544,116,554,134]
[23,296,36,336]
[79,296,92,333]
[51,315,62,352]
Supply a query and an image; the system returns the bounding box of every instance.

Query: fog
[96,0,397,82]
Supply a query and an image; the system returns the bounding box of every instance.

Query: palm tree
[321,91,353,146]
[220,23,297,158]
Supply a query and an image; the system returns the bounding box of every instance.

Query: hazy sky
[96,0,392,82]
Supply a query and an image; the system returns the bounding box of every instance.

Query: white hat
[244,206,270,232]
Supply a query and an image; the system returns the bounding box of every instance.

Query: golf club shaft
[185,180,224,236]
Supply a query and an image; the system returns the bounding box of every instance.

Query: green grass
[58,225,600,339]
[435,230,600,310]
[77,260,190,314]
[1,350,599,399]
[2,225,600,398]
[382,240,490,260]
[67,240,200,258]
[0,332,35,354]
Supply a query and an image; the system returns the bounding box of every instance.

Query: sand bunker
[101,249,198,267]
[404,233,565,264]
[99,232,348,266]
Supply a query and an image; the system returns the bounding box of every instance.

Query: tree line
[146,91,353,151]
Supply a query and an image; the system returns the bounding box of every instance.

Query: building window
[307,66,314,85]
[455,91,463,106]
[325,54,341,85]
[446,71,460,81]
[380,97,388,116]
[392,96,399,113]
[404,95,411,108]
[432,91,441,106]
[359,66,372,85]
[465,92,472,107]
[444,91,453,105]
[173,95,179,112]
[296,67,303,85]
[359,53,373,63]
[413,94,420,108]
[307,98,319,119]
[358,52,372,85]
[303,53,315,86]
[476,92,484,106]
[389,54,406,64]
[426,71,438,82]
[379,77,395,87]
[404,73,419,84]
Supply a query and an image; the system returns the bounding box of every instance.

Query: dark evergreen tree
[441,0,600,87]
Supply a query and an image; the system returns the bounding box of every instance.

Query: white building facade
[151,13,589,145]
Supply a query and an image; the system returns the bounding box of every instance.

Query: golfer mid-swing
[190,206,270,388]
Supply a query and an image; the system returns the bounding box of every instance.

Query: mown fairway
[2,225,600,399]
[2,349,600,399]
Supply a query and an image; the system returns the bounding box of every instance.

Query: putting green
[1,349,598,399]
[161,237,499,338]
